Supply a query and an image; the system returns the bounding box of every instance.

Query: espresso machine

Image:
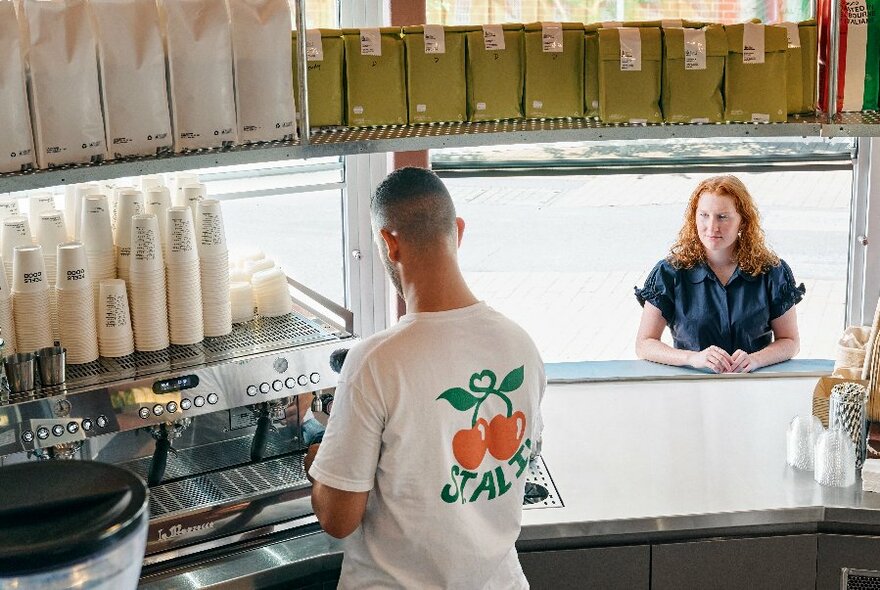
[0,278,354,577]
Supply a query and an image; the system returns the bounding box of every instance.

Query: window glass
[426,0,812,25]
[439,143,851,363]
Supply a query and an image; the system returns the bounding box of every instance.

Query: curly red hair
[668,175,779,276]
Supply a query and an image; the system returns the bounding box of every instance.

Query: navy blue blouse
[634,259,805,355]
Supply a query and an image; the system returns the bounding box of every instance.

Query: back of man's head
[371,167,457,249]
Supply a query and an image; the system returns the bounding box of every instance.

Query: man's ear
[455,217,465,247]
[379,228,401,262]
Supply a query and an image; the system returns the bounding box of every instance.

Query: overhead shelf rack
[5,112,872,193]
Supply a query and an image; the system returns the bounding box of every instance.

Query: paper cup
[145,186,172,261]
[37,212,68,255]
[173,173,199,207]
[56,242,91,291]
[72,183,101,240]
[130,214,164,273]
[97,279,134,357]
[0,199,20,221]
[80,195,115,254]
[140,175,165,192]
[12,245,48,294]
[230,281,255,323]
[166,207,198,265]
[195,200,228,258]
[28,193,56,234]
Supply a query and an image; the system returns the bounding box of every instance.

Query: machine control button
[180,398,192,410]
[297,374,308,386]
[194,396,205,407]
[52,424,64,437]
[153,404,165,416]
[96,415,108,428]
[21,430,34,443]
[207,393,219,405]
[66,421,79,434]
[310,372,320,384]
[166,401,178,413]
[36,427,50,440]
[139,407,150,420]
[273,357,289,373]
[272,380,282,391]
[259,382,270,394]
[81,419,93,432]
[284,377,296,389]
[246,384,258,397]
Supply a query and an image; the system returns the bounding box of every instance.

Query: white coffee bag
[0,1,35,173]
[90,0,172,159]
[228,0,296,143]
[21,0,105,168]
[160,0,238,151]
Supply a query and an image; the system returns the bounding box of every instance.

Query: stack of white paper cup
[181,183,206,219]
[166,207,203,345]
[0,199,20,222]
[140,175,165,193]
[97,279,134,358]
[252,267,293,318]
[70,183,101,240]
[145,187,172,262]
[230,281,255,324]
[37,212,68,341]
[113,190,145,283]
[56,242,99,364]
[129,214,169,352]
[196,200,231,337]
[2,216,33,289]
[0,256,16,356]
[172,173,199,207]
[28,193,56,237]
[80,195,117,315]
[12,245,52,353]
[110,188,141,237]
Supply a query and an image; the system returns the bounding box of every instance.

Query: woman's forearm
[751,337,800,369]
[636,338,695,367]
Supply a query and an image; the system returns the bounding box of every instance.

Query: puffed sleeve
[634,260,676,324]
[768,259,806,320]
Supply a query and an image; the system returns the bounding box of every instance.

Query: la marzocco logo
[437,366,533,505]
[157,521,215,541]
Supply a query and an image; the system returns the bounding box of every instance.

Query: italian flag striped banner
[819,0,880,111]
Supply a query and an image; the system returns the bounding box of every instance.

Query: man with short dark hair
[306,167,545,589]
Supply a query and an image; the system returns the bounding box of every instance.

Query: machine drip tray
[523,456,563,509]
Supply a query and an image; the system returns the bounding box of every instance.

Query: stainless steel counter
[142,374,880,588]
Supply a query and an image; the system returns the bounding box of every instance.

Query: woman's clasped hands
[688,345,756,373]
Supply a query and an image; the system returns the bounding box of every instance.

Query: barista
[634,175,805,373]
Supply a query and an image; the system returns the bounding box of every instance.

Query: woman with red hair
[635,175,805,373]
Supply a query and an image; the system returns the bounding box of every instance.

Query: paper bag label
[690,117,710,123]
[353,106,364,114]
[482,24,505,50]
[360,28,381,56]
[424,24,445,53]
[542,22,563,52]
[779,22,801,48]
[619,28,642,71]
[532,100,543,108]
[306,29,324,61]
[416,104,427,112]
[751,113,770,122]
[684,28,707,70]
[476,102,487,110]
[743,22,765,64]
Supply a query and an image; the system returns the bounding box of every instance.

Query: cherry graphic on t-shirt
[437,366,527,470]
[487,411,526,461]
[452,418,489,470]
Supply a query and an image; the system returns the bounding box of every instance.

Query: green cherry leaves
[437,387,480,411]
[499,366,523,393]
[437,366,525,425]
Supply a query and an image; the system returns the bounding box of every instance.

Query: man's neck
[402,267,479,314]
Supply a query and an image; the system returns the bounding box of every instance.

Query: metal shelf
[824,111,880,137]
[0,115,834,193]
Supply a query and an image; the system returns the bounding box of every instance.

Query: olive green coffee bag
[342,27,407,126]
[466,24,524,121]
[662,25,727,123]
[403,25,468,124]
[799,20,818,113]
[524,22,584,118]
[724,23,788,122]
[598,27,662,123]
[292,29,344,127]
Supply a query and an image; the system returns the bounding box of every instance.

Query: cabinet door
[652,535,817,590]
[818,533,880,589]
[519,546,650,590]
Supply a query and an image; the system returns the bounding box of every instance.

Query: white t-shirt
[310,302,545,590]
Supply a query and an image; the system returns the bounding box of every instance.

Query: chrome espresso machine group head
[0,278,355,568]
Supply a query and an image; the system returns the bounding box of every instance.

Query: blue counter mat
[545,359,834,382]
